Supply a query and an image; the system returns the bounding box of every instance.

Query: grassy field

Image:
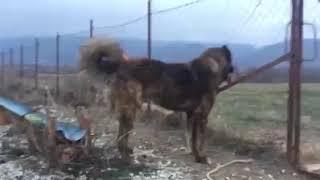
[6,77,320,136]
[4,77,320,157]
[207,83,320,162]
[2,79,320,178]
[210,83,320,129]
[212,83,288,129]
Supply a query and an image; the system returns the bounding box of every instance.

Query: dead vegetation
[0,76,318,179]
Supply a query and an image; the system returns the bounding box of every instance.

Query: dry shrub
[0,107,11,125]
[58,73,97,106]
[59,73,119,136]
[138,103,186,130]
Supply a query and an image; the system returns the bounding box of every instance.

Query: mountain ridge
[0,36,319,70]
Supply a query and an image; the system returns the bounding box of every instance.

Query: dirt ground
[0,119,317,180]
[0,81,319,180]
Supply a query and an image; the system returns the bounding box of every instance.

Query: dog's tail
[79,37,126,74]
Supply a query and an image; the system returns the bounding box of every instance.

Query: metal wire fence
[0,1,320,165]
[1,0,312,92]
[0,0,320,176]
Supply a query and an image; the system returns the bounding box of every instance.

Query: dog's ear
[222,45,228,50]
[222,45,232,63]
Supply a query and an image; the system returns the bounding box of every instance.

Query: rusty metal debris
[0,96,92,166]
[206,159,254,180]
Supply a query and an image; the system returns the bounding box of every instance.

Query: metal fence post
[287,0,303,165]
[35,38,39,89]
[56,33,60,97]
[1,51,4,90]
[147,0,153,112]
[90,19,94,38]
[19,45,24,80]
[9,48,13,70]
[7,48,14,87]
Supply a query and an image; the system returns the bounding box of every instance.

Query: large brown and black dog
[80,38,234,164]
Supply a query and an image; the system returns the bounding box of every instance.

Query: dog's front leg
[191,114,211,164]
[190,113,205,163]
[185,112,193,154]
[198,116,210,163]
[190,94,214,164]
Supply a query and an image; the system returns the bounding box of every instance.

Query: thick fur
[79,38,127,75]
[80,38,234,164]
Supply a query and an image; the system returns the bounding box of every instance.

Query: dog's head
[200,45,234,84]
[221,45,234,82]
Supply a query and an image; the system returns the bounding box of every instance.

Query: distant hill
[241,39,320,69]
[0,36,319,71]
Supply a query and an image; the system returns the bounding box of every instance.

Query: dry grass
[4,75,320,165]
[209,83,320,163]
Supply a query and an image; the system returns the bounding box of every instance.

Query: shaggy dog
[80,38,234,164]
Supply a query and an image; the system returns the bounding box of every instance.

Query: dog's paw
[184,148,192,155]
[195,156,212,165]
[118,146,133,155]
[119,156,133,165]
[126,147,133,155]
[206,157,212,165]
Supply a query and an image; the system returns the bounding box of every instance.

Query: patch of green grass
[209,83,320,139]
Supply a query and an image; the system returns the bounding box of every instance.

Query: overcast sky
[0,0,319,46]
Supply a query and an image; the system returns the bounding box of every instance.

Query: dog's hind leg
[115,79,142,163]
[117,113,134,160]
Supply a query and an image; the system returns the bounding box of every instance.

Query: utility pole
[287,0,303,165]
[147,0,152,60]
[147,0,152,112]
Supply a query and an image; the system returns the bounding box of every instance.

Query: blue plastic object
[0,96,33,116]
[56,122,87,142]
[0,96,86,142]
[24,112,86,141]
